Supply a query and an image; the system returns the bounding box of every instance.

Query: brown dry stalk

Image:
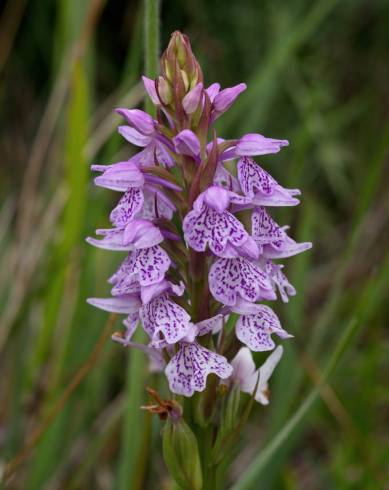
[3,313,116,483]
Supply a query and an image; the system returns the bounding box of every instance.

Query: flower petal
[231,347,256,385]
[237,157,300,206]
[212,83,246,118]
[140,293,191,344]
[206,83,220,102]
[195,314,224,336]
[86,228,131,251]
[110,187,144,227]
[183,206,249,257]
[182,83,203,114]
[209,257,275,306]
[116,108,155,135]
[173,129,201,158]
[236,305,292,352]
[142,76,160,105]
[165,341,232,396]
[242,346,284,404]
[265,261,296,303]
[118,125,151,147]
[93,161,145,192]
[87,295,141,314]
[236,133,288,156]
[263,236,312,259]
[111,312,139,345]
[123,219,164,248]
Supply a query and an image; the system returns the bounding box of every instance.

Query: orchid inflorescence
[87,31,311,405]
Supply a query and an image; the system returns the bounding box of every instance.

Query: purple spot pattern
[265,260,296,303]
[252,207,285,244]
[165,341,232,396]
[236,305,291,351]
[183,205,248,256]
[111,246,171,291]
[110,187,144,227]
[140,293,192,344]
[237,157,277,197]
[209,257,273,306]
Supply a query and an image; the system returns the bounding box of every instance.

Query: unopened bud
[162,417,203,490]
[180,70,189,92]
[175,34,187,67]
[157,76,172,105]
[161,31,203,100]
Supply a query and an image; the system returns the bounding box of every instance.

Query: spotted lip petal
[140,292,192,345]
[236,305,292,352]
[209,257,276,306]
[129,246,171,286]
[252,207,286,244]
[183,205,249,257]
[252,207,312,258]
[165,341,233,397]
[109,246,170,297]
[110,187,144,227]
[237,157,300,206]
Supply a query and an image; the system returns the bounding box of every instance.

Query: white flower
[230,346,283,405]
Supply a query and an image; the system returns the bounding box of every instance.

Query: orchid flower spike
[86,31,311,406]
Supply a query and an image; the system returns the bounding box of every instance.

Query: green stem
[144,0,160,116]
[199,427,216,490]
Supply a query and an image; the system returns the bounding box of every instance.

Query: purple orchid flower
[183,186,258,258]
[235,304,292,351]
[165,341,232,397]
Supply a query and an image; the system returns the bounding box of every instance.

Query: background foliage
[1,0,388,488]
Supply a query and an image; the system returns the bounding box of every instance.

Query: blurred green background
[1,0,389,488]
